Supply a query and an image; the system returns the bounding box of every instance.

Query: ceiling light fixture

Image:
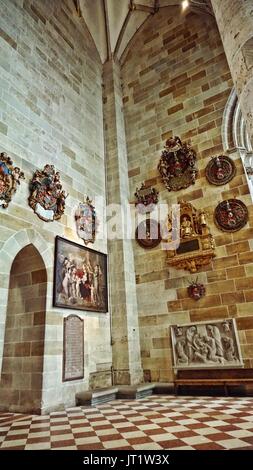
[182,0,214,16]
[182,0,189,10]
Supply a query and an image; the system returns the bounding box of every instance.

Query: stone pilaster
[211,0,253,143]
[103,60,143,385]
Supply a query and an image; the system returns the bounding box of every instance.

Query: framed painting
[53,236,108,313]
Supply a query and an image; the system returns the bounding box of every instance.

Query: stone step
[117,383,155,399]
[76,387,118,406]
[76,382,175,406]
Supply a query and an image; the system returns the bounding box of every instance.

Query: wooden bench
[174,368,253,396]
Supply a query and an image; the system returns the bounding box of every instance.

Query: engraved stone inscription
[63,315,84,381]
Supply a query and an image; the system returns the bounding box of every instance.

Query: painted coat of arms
[75,197,97,245]
[214,199,248,232]
[134,183,159,214]
[0,152,25,208]
[29,164,68,222]
[158,136,198,191]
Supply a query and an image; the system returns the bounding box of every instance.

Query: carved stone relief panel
[171,319,243,369]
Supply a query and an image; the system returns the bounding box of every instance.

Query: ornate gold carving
[166,201,215,273]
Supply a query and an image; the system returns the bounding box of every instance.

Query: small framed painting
[54,236,108,313]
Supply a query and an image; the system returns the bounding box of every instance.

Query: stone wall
[121,7,253,382]
[0,0,111,412]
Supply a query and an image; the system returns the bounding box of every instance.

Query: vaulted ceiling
[77,0,212,63]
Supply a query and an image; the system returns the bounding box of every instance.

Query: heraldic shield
[28,164,68,222]
[0,152,25,208]
[158,136,198,191]
[75,197,96,245]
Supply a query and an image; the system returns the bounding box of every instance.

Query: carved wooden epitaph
[63,315,84,381]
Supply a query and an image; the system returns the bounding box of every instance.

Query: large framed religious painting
[53,236,108,313]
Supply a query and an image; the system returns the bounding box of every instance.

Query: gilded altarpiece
[166,201,215,273]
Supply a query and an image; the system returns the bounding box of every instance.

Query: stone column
[211,0,253,143]
[103,59,143,385]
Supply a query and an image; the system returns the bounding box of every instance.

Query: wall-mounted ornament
[29,164,68,222]
[188,279,206,301]
[167,201,215,273]
[134,183,159,214]
[205,155,236,185]
[75,197,97,245]
[0,152,25,208]
[135,218,161,249]
[214,199,248,232]
[158,136,198,191]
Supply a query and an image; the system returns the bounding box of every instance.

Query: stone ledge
[117,383,155,399]
[76,387,119,406]
[75,383,175,406]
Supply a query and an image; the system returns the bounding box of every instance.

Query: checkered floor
[0,395,253,450]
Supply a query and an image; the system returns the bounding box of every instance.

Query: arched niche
[0,244,47,414]
[222,87,253,200]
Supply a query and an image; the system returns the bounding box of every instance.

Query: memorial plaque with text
[63,315,84,381]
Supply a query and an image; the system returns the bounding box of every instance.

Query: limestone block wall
[0,0,111,412]
[121,7,253,382]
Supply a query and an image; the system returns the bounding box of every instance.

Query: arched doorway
[0,244,47,414]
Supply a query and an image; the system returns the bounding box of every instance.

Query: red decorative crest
[205,155,236,185]
[214,199,248,232]
[188,281,206,301]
